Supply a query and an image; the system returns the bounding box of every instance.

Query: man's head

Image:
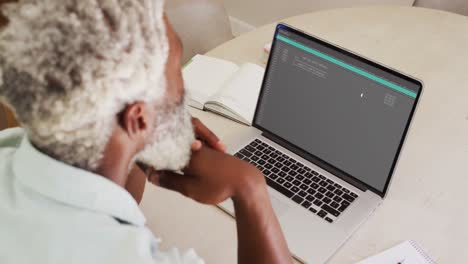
[0,0,194,172]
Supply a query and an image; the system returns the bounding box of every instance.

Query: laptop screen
[253,24,422,195]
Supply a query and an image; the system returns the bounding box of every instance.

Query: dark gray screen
[255,29,419,192]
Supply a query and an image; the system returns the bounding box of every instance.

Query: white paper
[356,241,435,264]
[209,63,265,124]
[182,55,239,108]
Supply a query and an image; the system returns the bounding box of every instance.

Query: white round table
[140,6,468,263]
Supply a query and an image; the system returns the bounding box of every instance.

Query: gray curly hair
[0,0,168,170]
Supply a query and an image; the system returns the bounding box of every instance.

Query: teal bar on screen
[276,35,417,98]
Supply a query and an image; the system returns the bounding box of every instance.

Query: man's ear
[119,102,153,143]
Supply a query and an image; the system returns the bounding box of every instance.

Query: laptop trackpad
[270,193,291,217]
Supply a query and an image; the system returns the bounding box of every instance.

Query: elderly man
[0,0,291,263]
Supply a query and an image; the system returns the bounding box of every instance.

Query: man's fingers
[191,140,202,151]
[217,142,226,152]
[192,117,224,151]
[193,117,218,140]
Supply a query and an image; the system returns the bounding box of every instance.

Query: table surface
[140,6,468,263]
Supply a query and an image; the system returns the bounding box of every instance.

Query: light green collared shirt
[0,128,203,264]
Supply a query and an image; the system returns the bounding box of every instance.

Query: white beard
[135,96,195,171]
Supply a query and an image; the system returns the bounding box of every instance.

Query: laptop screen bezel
[252,23,423,197]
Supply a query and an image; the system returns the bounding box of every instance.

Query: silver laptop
[219,23,422,263]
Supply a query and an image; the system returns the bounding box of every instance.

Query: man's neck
[95,134,134,188]
[95,158,131,187]
[95,139,147,204]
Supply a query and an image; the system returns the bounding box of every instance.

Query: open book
[183,55,265,125]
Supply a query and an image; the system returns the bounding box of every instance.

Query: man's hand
[147,118,292,263]
[191,117,225,153]
[149,145,264,205]
[148,145,293,263]
[128,117,223,204]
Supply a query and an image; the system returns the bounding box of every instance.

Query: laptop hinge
[261,131,368,192]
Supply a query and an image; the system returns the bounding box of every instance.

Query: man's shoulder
[0,127,24,149]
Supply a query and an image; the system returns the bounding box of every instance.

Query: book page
[208,63,265,124]
[182,55,239,109]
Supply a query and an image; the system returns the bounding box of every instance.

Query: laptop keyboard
[234,139,359,223]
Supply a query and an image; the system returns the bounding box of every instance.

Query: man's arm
[149,146,292,263]
[233,181,292,263]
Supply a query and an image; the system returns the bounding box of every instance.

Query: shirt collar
[12,134,146,227]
